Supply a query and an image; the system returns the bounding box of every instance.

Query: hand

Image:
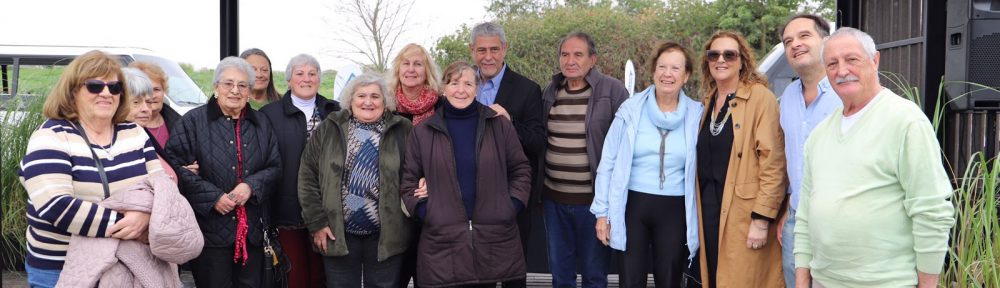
[414,178,428,199]
[777,209,788,247]
[746,219,768,250]
[108,211,150,240]
[917,272,939,288]
[229,183,252,206]
[214,193,237,214]
[183,161,199,174]
[595,217,610,246]
[312,227,335,253]
[489,104,511,121]
[795,268,811,288]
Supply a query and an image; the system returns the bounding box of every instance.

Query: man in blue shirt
[777,14,841,288]
[469,21,545,288]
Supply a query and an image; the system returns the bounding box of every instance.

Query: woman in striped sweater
[18,50,165,287]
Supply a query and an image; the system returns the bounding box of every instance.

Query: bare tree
[326,0,414,73]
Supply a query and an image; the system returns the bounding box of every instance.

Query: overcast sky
[4,0,490,72]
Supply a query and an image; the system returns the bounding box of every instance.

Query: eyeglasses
[218,81,250,92]
[83,80,123,95]
[706,50,740,62]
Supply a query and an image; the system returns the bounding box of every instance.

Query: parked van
[0,45,207,114]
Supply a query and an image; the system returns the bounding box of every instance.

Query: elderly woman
[18,50,163,287]
[165,56,281,287]
[297,72,412,288]
[401,61,531,287]
[696,31,787,288]
[122,67,178,182]
[388,43,441,125]
[260,53,341,288]
[127,61,182,151]
[240,48,282,108]
[591,42,704,288]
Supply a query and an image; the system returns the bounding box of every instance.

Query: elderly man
[793,27,955,288]
[468,21,545,288]
[776,14,842,288]
[542,31,628,288]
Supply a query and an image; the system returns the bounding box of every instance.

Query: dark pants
[500,205,532,288]
[622,191,689,288]
[543,200,610,288]
[323,233,403,288]
[278,228,326,288]
[190,244,264,288]
[399,223,421,288]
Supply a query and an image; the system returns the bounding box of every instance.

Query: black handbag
[261,219,291,287]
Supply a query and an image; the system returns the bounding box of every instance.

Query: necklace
[709,93,733,136]
[81,121,116,160]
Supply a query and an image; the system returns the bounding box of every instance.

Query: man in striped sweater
[541,31,629,288]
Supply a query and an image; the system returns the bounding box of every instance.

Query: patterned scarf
[395,85,438,125]
[341,117,384,235]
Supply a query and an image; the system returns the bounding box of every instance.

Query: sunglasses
[706,50,740,62]
[83,80,123,95]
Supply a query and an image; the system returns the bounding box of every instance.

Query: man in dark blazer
[469,21,546,288]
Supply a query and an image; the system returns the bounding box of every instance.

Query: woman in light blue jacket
[591,42,703,288]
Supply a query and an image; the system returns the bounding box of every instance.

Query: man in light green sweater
[793,27,955,288]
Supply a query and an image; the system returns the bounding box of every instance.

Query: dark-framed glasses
[83,80,123,95]
[706,50,740,62]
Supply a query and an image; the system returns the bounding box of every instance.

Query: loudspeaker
[945,0,1000,110]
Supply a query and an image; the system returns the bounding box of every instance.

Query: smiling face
[782,18,825,73]
[823,35,881,101]
[443,69,477,109]
[244,54,271,93]
[653,49,690,98]
[213,68,250,115]
[559,37,596,80]
[75,76,122,122]
[289,64,320,100]
[707,36,742,83]
[470,35,507,80]
[351,84,385,122]
[398,53,428,90]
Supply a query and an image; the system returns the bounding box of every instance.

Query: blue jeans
[25,263,60,288]
[543,200,609,288]
[781,208,796,288]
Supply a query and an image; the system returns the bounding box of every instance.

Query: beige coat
[696,83,787,288]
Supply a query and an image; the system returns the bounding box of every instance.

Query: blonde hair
[387,43,441,96]
[699,31,768,98]
[43,50,130,123]
[128,61,169,93]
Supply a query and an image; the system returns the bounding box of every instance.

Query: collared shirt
[779,77,840,211]
[476,64,507,105]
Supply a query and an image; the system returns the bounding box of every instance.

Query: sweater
[793,89,955,287]
[627,88,686,196]
[444,101,480,219]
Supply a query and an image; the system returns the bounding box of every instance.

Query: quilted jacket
[165,96,281,247]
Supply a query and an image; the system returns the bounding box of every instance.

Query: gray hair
[558,31,598,57]
[822,27,878,61]
[338,72,397,112]
[121,67,154,98]
[284,54,323,82]
[213,56,256,89]
[470,22,507,45]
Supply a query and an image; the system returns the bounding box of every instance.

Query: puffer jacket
[260,92,340,227]
[298,109,413,260]
[400,103,532,287]
[165,96,281,247]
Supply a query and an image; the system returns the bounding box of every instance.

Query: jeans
[323,233,402,288]
[543,200,610,288]
[782,208,797,288]
[25,263,60,288]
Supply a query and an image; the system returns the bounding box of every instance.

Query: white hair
[213,56,256,88]
[121,67,154,98]
[338,72,397,112]
[284,54,322,82]
[821,27,878,61]
[470,22,507,45]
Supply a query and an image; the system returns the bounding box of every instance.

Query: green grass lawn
[10,66,338,101]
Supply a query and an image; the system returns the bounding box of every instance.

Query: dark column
[220,0,239,59]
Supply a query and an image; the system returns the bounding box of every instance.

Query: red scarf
[395,86,438,125]
[233,110,249,265]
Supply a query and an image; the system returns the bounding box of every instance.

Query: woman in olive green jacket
[297,73,413,288]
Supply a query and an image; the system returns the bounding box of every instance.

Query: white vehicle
[0,45,207,114]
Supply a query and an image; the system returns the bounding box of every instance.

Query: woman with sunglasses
[696,31,787,288]
[18,50,166,287]
[165,56,281,287]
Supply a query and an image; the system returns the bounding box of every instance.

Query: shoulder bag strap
[73,122,111,199]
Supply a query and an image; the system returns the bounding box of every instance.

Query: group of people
[18,13,955,288]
